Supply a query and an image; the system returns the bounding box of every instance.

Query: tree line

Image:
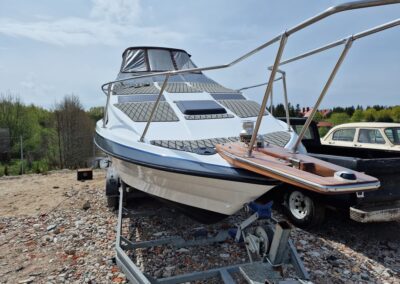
[272,104,400,124]
[0,93,103,175]
[1,93,399,175]
[272,103,400,137]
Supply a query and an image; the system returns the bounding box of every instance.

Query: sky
[0,0,399,110]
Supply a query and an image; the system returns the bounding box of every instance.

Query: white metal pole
[20,135,23,174]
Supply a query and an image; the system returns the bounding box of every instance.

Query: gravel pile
[0,171,125,284]
[0,171,399,283]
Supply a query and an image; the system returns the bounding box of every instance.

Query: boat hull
[112,157,275,216]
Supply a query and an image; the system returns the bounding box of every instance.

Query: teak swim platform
[217,142,380,194]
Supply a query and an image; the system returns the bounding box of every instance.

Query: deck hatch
[175,100,227,115]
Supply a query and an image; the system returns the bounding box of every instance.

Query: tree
[364,108,377,122]
[295,104,301,117]
[344,106,355,117]
[312,111,323,122]
[351,109,364,122]
[273,103,287,117]
[375,109,393,122]
[54,95,94,168]
[328,113,350,125]
[390,106,400,122]
[88,107,104,122]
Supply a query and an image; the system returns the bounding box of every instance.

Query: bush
[364,108,377,122]
[328,113,350,126]
[375,109,393,122]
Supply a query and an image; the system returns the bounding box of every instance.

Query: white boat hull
[113,158,274,216]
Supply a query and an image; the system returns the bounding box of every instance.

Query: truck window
[292,125,313,139]
[332,128,355,142]
[384,127,400,145]
[358,129,385,144]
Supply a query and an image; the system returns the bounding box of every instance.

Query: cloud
[0,0,184,46]
[90,0,141,24]
[17,73,56,107]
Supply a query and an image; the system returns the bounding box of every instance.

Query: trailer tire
[107,196,119,210]
[284,190,325,228]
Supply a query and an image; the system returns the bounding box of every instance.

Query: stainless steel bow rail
[101,0,400,148]
[115,188,310,283]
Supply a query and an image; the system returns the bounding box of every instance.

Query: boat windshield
[384,127,400,145]
[121,48,197,73]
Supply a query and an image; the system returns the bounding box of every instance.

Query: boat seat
[150,131,291,154]
[114,102,179,122]
[217,99,268,118]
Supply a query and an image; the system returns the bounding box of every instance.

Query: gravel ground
[0,170,399,283]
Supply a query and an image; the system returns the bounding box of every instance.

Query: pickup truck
[268,118,400,227]
[321,122,400,155]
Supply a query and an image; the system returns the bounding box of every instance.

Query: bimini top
[120,47,198,73]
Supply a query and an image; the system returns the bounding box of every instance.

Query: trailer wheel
[285,190,325,228]
[107,196,119,210]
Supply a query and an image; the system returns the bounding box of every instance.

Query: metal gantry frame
[101,0,399,149]
[115,188,310,284]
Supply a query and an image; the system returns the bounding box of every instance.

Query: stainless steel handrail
[291,38,354,153]
[236,77,283,91]
[101,0,399,94]
[276,18,400,67]
[277,69,291,132]
[139,74,170,142]
[100,0,400,144]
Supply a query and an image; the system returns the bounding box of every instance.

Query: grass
[0,159,50,176]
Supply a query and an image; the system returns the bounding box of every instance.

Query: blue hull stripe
[94,133,278,186]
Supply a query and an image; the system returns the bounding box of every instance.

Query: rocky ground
[0,170,399,283]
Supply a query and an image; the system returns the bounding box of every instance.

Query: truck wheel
[285,190,325,228]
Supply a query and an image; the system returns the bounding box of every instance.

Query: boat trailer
[114,187,310,283]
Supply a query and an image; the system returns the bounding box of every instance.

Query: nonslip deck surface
[216,142,380,194]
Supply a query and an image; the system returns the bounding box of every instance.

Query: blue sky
[0,0,399,109]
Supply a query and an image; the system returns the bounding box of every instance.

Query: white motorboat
[95,0,399,223]
[94,46,298,222]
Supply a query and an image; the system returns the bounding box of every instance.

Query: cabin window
[121,48,199,73]
[332,128,355,142]
[292,125,314,140]
[172,51,197,70]
[358,129,385,144]
[148,49,175,71]
[122,49,147,72]
[384,127,400,145]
